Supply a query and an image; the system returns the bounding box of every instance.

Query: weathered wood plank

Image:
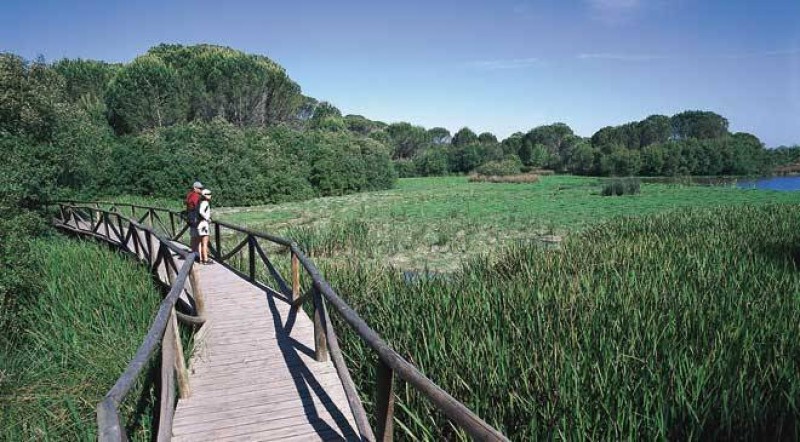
[174,415,352,441]
[169,241,360,441]
[175,383,349,413]
[172,394,355,433]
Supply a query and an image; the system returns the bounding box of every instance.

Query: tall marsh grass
[0,236,163,440]
[318,205,800,440]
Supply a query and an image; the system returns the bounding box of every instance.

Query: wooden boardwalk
[62,214,360,441]
[171,256,359,441]
[56,203,508,442]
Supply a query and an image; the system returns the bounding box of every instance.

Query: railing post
[158,309,177,442]
[132,224,141,258]
[170,307,191,399]
[291,250,300,303]
[248,236,256,282]
[189,265,205,317]
[375,359,396,442]
[117,214,126,249]
[96,400,124,442]
[214,223,221,259]
[144,230,154,268]
[166,252,176,287]
[312,287,329,362]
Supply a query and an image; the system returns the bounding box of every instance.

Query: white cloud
[467,57,542,70]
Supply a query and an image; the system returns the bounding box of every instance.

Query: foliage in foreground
[0,236,162,440]
[321,205,800,440]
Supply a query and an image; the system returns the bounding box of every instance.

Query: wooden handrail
[53,200,508,441]
[53,203,202,442]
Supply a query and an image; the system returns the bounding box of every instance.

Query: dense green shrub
[474,156,523,176]
[414,148,450,176]
[393,159,417,178]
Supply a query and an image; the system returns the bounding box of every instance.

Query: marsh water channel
[737,176,800,191]
[638,175,800,191]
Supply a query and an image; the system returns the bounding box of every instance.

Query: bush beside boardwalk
[321,205,800,440]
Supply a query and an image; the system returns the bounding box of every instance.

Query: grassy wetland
[0,236,163,440]
[219,175,800,271]
[214,176,800,439]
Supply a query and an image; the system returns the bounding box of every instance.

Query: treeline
[345,111,780,178]
[0,44,397,210]
[0,45,396,332]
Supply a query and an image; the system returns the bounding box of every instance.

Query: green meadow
[218,176,800,271]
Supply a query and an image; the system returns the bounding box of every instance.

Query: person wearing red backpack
[185,181,203,256]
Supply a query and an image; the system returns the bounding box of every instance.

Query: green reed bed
[221,176,800,271]
[0,236,163,440]
[315,204,800,440]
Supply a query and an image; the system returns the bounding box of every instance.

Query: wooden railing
[53,203,205,441]
[57,201,508,442]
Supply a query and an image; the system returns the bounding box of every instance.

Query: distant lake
[737,176,800,191]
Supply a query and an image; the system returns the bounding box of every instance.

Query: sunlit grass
[220,175,800,271]
[0,236,163,441]
[321,205,800,440]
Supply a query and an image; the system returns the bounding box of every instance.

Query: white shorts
[197,220,210,237]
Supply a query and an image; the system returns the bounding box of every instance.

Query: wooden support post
[144,230,154,268]
[170,307,191,399]
[312,288,329,362]
[116,214,126,248]
[158,311,177,442]
[189,265,205,317]
[248,236,256,282]
[132,225,141,258]
[292,251,300,302]
[166,253,176,287]
[214,223,221,260]
[170,212,176,238]
[375,359,396,441]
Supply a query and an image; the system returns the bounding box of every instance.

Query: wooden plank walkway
[62,214,360,441]
[171,256,360,441]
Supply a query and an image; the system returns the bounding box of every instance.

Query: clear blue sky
[2,0,798,146]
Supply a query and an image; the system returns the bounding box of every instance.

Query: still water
[737,176,800,191]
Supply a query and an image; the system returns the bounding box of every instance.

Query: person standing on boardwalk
[185,181,203,255]
[198,189,213,264]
